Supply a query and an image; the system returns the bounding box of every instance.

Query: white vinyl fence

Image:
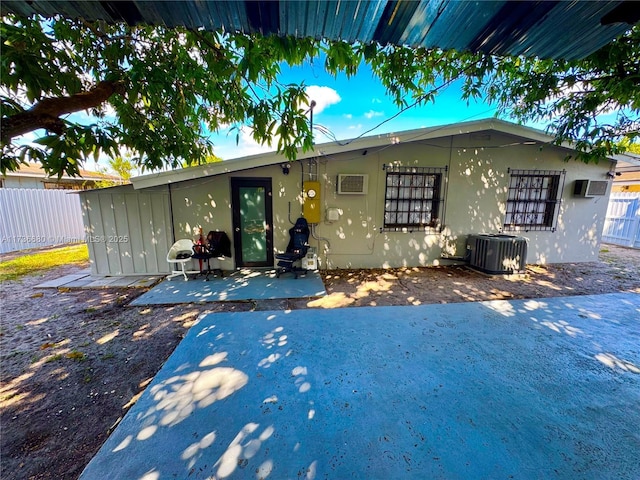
[0,188,86,254]
[602,192,640,249]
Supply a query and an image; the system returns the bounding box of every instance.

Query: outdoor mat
[129,269,326,305]
[80,292,640,479]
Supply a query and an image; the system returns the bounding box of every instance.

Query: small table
[191,231,231,281]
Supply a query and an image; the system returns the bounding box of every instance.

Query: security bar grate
[504,169,565,232]
[382,166,446,232]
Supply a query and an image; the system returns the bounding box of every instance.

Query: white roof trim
[612,152,640,171]
[130,118,594,190]
[5,171,109,181]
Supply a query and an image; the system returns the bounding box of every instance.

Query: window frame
[382,165,446,232]
[503,169,565,232]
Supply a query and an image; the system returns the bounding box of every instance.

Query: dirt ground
[1,244,639,479]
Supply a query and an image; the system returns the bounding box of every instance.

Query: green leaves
[1,13,638,178]
[2,16,223,174]
[325,41,361,77]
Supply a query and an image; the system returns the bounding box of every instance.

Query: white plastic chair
[166,239,194,281]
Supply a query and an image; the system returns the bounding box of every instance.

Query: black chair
[191,231,232,280]
[275,217,310,279]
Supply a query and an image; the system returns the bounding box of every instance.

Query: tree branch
[1,80,125,143]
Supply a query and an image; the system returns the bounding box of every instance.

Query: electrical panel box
[326,207,340,222]
[303,181,321,224]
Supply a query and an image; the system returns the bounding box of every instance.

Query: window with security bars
[504,169,564,231]
[383,166,444,230]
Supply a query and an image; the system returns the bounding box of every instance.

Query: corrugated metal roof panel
[373,1,420,46]
[517,1,626,60]
[314,1,342,40]
[330,1,365,42]
[1,0,635,60]
[477,1,628,60]
[199,1,250,33]
[405,1,506,50]
[353,0,389,41]
[468,2,558,56]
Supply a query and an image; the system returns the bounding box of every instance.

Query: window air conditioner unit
[573,179,608,198]
[337,174,368,195]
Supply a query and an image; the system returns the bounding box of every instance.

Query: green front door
[231,178,274,268]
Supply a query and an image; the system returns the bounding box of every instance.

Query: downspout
[441,135,453,230]
[439,135,468,263]
[168,183,175,243]
[300,159,304,215]
[307,158,331,257]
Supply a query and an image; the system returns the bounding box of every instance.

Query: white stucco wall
[169,164,300,271]
[168,131,613,270]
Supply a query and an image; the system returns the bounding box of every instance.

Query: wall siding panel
[79,185,171,275]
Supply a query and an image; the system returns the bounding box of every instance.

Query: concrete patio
[130,269,327,306]
[79,292,640,479]
[34,268,163,289]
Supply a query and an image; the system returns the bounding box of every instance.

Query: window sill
[380,226,441,234]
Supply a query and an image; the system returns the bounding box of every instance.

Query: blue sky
[209,59,501,160]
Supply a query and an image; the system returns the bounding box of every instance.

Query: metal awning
[2,1,638,60]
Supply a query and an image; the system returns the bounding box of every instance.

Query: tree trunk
[1,80,125,143]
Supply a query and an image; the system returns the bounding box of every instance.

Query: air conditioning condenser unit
[467,234,528,275]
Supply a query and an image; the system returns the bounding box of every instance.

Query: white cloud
[304,86,341,114]
[364,110,384,119]
[372,98,383,104]
[348,124,363,130]
[213,126,276,159]
[343,113,353,119]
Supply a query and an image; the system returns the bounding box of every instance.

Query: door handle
[235,227,240,232]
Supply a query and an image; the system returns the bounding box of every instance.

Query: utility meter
[303,181,321,223]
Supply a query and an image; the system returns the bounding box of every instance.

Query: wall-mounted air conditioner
[337,174,368,195]
[573,179,608,198]
[467,234,528,275]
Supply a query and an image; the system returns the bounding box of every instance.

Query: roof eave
[130,118,613,190]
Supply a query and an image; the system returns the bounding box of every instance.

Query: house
[612,153,640,193]
[78,118,616,275]
[1,162,121,190]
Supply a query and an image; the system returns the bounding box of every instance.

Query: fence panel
[602,192,640,249]
[0,188,86,254]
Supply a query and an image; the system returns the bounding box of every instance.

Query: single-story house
[79,118,617,275]
[1,162,121,190]
[612,152,640,193]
